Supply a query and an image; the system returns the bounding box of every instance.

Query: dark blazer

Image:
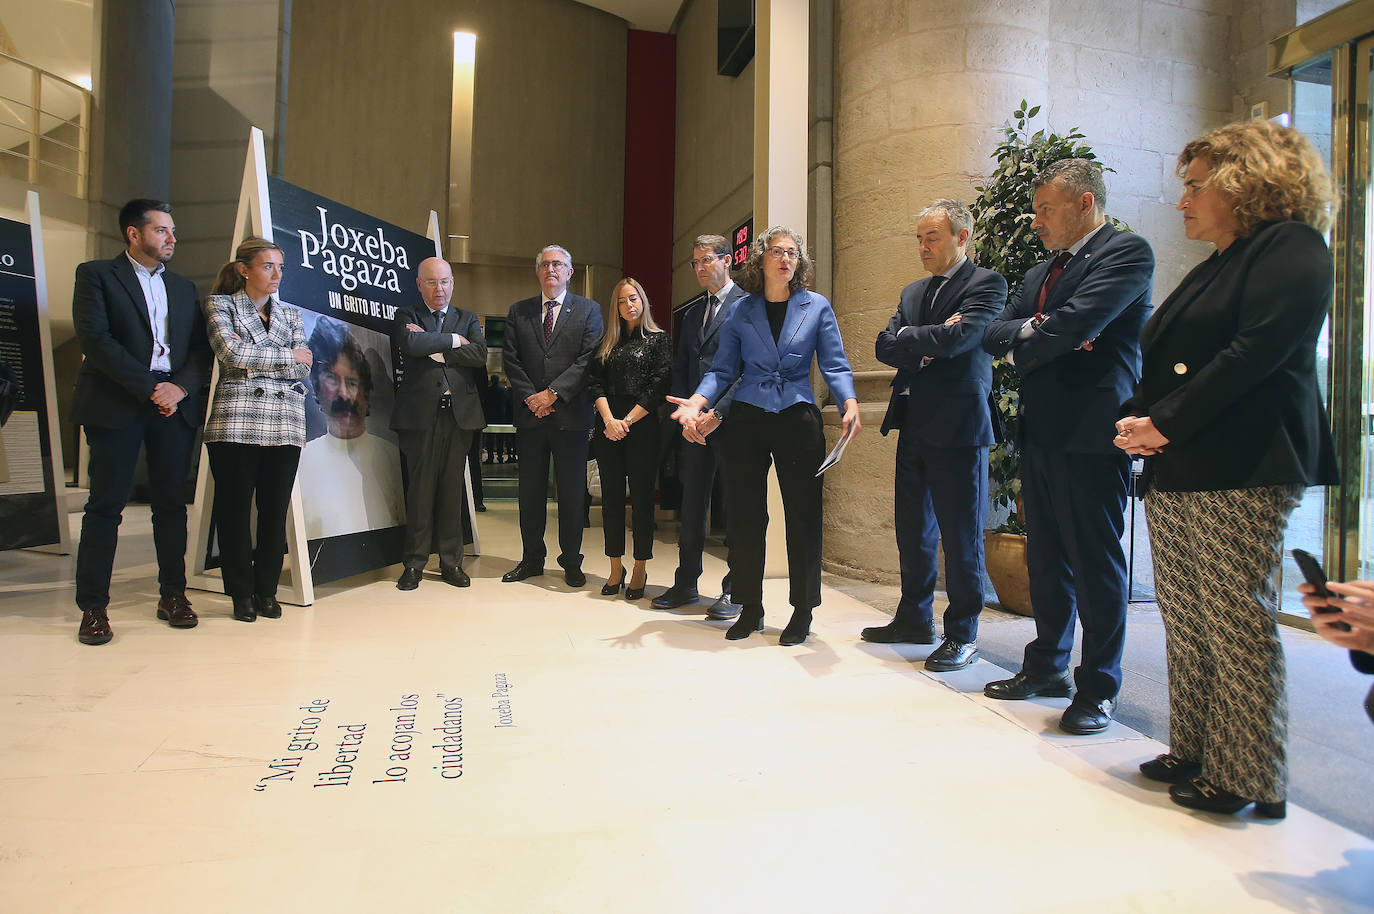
[671,283,747,415]
[877,259,1006,444]
[71,254,209,429]
[982,225,1154,453]
[390,304,488,431]
[697,289,857,412]
[503,292,603,430]
[1121,220,1338,492]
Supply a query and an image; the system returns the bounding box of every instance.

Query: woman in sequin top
[588,278,671,599]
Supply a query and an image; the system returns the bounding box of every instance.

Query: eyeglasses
[689,254,727,269]
[538,260,570,271]
[766,246,801,262]
[419,278,453,288]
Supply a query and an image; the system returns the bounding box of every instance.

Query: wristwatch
[711,409,725,421]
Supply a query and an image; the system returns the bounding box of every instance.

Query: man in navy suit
[652,234,746,618]
[390,257,488,591]
[867,200,1006,671]
[982,159,1154,734]
[501,244,603,587]
[71,199,210,645]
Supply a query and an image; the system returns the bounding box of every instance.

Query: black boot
[780,608,812,646]
[231,596,257,622]
[725,605,765,641]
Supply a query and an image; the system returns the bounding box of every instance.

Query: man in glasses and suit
[866,200,1006,672]
[982,159,1154,735]
[501,244,604,587]
[652,234,747,619]
[391,257,487,590]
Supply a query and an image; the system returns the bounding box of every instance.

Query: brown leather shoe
[156,593,199,629]
[78,608,113,645]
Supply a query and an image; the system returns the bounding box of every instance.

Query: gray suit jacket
[390,303,488,431]
[502,292,603,431]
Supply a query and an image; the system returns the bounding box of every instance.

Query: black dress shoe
[1059,696,1115,734]
[984,669,1075,700]
[78,608,113,645]
[475,504,487,512]
[440,566,470,587]
[1169,777,1285,818]
[924,638,978,671]
[502,561,544,583]
[705,594,742,620]
[564,567,587,587]
[252,594,283,619]
[860,620,937,644]
[726,605,765,641]
[779,609,812,646]
[397,567,423,591]
[651,584,699,609]
[1139,753,1202,785]
[231,596,257,622]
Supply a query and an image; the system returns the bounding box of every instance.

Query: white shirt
[299,432,406,540]
[126,253,171,372]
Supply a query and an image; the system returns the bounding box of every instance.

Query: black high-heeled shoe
[1169,777,1285,818]
[601,575,625,596]
[626,577,647,600]
[779,609,812,646]
[725,605,765,640]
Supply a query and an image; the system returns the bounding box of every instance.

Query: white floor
[1,503,1371,913]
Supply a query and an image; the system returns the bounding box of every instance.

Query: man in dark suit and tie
[652,234,747,618]
[501,244,603,587]
[71,199,211,645]
[982,159,1154,734]
[867,200,1007,671]
[391,257,488,590]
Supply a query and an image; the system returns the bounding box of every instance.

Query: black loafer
[501,561,544,583]
[252,594,283,619]
[924,638,978,672]
[1169,777,1285,818]
[1059,696,1115,734]
[984,670,1074,700]
[397,567,423,591]
[861,620,936,644]
[706,594,742,620]
[651,585,699,609]
[1139,753,1202,784]
[440,566,470,587]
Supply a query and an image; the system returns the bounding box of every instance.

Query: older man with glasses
[501,244,604,587]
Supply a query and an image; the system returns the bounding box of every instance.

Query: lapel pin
[1173,362,1188,375]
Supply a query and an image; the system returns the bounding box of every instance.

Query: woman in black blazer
[203,237,313,622]
[589,278,671,599]
[1116,122,1338,818]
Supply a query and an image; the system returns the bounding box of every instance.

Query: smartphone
[1292,548,1353,631]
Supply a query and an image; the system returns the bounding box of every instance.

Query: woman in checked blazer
[203,237,313,623]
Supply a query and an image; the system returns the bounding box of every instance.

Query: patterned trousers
[1144,484,1302,802]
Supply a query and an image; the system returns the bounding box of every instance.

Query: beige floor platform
[2,503,1372,913]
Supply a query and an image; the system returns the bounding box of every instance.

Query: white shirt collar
[1064,222,1107,257]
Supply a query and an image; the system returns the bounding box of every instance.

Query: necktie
[429,307,444,331]
[543,301,556,344]
[1035,251,1073,316]
[920,275,947,323]
[703,293,719,330]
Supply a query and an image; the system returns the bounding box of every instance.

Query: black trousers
[76,403,196,611]
[593,398,659,560]
[723,402,826,612]
[674,427,732,594]
[399,411,473,571]
[515,425,589,569]
[206,442,301,599]
[466,426,485,507]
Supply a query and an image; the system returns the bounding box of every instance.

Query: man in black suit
[71,199,210,645]
[501,244,603,587]
[391,257,487,590]
[652,234,747,618]
[867,200,1007,671]
[982,159,1154,734]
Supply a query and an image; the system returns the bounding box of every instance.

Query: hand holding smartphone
[1292,548,1353,631]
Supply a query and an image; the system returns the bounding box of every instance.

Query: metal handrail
[0,50,90,198]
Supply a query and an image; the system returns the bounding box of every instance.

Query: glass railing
[0,52,90,199]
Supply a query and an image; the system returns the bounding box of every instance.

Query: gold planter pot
[984,532,1033,617]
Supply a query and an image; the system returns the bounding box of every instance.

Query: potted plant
[971,102,1115,615]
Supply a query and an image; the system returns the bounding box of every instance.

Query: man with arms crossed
[652,234,747,619]
[501,245,603,587]
[866,200,1006,671]
[981,160,1154,734]
[71,199,210,645]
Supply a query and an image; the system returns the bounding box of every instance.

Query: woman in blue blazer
[203,237,313,623]
[1116,122,1339,818]
[669,227,860,645]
